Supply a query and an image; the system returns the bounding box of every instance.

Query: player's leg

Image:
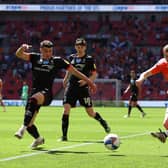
[26,106,44,148]
[128,101,132,117]
[1,100,6,112]
[14,92,45,139]
[124,100,132,118]
[28,90,52,148]
[61,103,71,141]
[85,107,111,133]
[151,107,168,143]
[79,87,110,133]
[61,87,76,141]
[27,123,44,148]
[0,99,6,112]
[135,101,146,117]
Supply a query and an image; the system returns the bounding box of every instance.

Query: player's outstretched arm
[16,44,32,61]
[63,71,70,88]
[67,65,97,93]
[136,69,152,87]
[123,84,130,94]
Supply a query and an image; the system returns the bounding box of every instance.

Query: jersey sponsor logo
[35,59,54,72]
[75,64,85,71]
[41,64,54,70]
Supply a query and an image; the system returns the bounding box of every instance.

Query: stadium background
[0,0,168,104]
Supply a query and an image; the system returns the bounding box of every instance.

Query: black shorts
[30,88,53,106]
[130,93,138,101]
[63,85,92,108]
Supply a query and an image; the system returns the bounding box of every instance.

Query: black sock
[94,112,106,126]
[94,112,103,122]
[136,105,144,113]
[62,114,69,137]
[94,112,109,130]
[128,105,132,116]
[27,124,40,139]
[24,98,38,126]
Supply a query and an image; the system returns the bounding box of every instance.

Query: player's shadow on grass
[31,148,97,155]
[160,155,168,157]
[31,147,46,151]
[108,154,126,157]
[47,150,96,155]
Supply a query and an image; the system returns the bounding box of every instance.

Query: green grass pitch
[0,106,168,168]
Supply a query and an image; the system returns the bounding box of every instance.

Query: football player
[60,38,111,141]
[136,44,168,143]
[14,40,96,148]
[123,70,146,118]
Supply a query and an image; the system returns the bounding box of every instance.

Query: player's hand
[89,82,97,94]
[21,44,32,51]
[78,80,87,87]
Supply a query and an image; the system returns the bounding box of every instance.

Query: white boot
[30,137,45,148]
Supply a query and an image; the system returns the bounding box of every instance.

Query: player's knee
[63,110,70,115]
[86,109,95,117]
[27,123,33,127]
[163,120,168,129]
[25,97,38,115]
[63,104,71,114]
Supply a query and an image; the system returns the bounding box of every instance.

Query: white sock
[20,125,27,131]
[165,130,168,136]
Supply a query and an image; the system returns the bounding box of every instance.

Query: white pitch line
[0,132,150,162]
[120,132,150,139]
[0,143,93,162]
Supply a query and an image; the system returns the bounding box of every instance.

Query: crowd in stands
[0,12,168,100]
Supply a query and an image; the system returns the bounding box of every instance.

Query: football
[103,133,120,150]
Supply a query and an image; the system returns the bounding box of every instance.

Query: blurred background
[0,1,168,106]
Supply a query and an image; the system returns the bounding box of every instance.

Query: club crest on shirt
[76,58,81,63]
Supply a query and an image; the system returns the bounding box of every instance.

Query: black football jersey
[68,54,96,86]
[130,78,138,94]
[30,53,70,90]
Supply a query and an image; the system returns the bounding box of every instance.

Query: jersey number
[83,97,91,106]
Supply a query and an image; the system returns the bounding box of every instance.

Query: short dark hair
[40,40,53,48]
[75,38,86,46]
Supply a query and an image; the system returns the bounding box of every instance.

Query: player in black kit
[14,40,96,148]
[60,38,111,141]
[124,70,146,118]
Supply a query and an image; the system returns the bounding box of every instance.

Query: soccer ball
[103,133,120,150]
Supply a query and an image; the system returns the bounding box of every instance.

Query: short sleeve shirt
[30,53,70,90]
